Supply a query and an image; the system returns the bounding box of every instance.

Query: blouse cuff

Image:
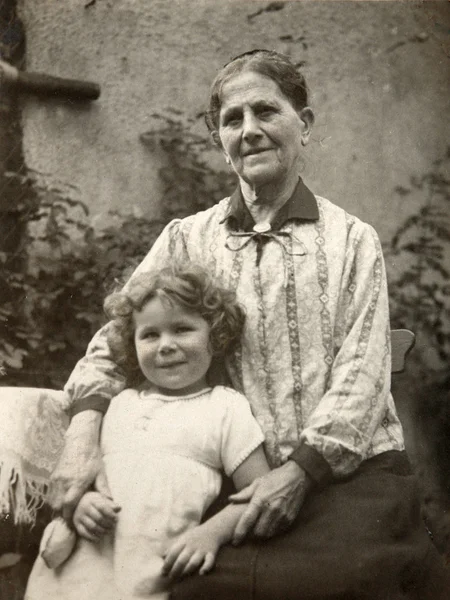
[69,395,111,418]
[288,443,333,489]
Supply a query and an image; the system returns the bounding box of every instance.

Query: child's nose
[158,333,176,352]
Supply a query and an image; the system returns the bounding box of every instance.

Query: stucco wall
[17,0,450,241]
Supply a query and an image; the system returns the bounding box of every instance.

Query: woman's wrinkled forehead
[218,65,280,103]
[209,66,285,131]
[206,52,309,133]
[217,63,283,99]
[218,72,292,124]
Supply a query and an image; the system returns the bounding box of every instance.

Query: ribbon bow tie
[225,223,307,258]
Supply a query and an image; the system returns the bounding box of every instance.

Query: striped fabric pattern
[65,191,404,482]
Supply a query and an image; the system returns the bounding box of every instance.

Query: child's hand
[73,491,121,542]
[162,524,221,579]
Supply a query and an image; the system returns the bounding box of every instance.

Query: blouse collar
[221,177,319,232]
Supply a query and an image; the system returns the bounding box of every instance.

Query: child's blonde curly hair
[104,264,245,384]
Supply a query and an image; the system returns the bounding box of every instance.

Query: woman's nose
[242,111,261,141]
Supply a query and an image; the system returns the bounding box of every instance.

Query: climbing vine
[140,109,235,220]
[385,147,450,369]
[2,116,448,388]
[0,111,236,387]
[0,169,165,387]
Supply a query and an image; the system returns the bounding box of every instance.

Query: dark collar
[221,178,319,232]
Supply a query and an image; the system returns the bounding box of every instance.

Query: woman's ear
[299,107,315,146]
[211,130,222,148]
[211,130,230,164]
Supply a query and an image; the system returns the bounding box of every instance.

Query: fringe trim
[0,452,50,526]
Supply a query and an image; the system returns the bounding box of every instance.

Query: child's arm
[162,445,270,579]
[73,491,121,542]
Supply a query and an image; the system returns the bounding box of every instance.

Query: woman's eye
[222,113,241,127]
[258,107,276,118]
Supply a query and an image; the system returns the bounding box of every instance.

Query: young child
[25,265,270,600]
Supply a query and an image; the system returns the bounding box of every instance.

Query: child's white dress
[25,385,264,600]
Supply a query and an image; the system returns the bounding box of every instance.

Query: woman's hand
[48,410,108,520]
[73,491,121,542]
[162,524,221,579]
[229,461,312,544]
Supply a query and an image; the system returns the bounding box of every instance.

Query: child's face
[134,295,213,396]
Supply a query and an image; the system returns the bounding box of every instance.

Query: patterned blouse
[65,179,404,487]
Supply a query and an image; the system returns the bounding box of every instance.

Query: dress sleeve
[217,387,265,477]
[290,224,392,485]
[65,219,188,415]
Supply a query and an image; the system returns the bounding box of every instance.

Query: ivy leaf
[2,348,28,369]
[0,553,22,570]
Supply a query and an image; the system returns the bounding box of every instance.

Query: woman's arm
[229,460,314,544]
[292,223,395,483]
[51,220,188,516]
[49,410,104,519]
[162,445,269,579]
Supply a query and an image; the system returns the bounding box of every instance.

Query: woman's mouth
[243,148,271,156]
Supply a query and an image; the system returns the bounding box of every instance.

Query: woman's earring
[301,137,307,147]
[225,156,231,165]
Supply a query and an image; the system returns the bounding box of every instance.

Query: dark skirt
[171,451,450,600]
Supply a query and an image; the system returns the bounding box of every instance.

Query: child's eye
[175,326,192,334]
[142,331,158,340]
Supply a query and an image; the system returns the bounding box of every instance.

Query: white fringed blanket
[0,387,69,524]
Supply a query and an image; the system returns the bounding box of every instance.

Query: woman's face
[217,71,312,188]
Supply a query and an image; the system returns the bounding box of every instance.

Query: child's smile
[133,295,213,396]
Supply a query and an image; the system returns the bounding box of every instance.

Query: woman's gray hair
[205,49,310,138]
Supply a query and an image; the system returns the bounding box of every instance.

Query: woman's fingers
[61,485,86,522]
[231,464,309,542]
[230,479,265,543]
[253,498,287,538]
[229,480,259,503]
[232,499,262,545]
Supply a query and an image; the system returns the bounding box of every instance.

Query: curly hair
[104,264,246,384]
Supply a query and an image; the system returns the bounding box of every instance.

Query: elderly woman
[50,50,447,599]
